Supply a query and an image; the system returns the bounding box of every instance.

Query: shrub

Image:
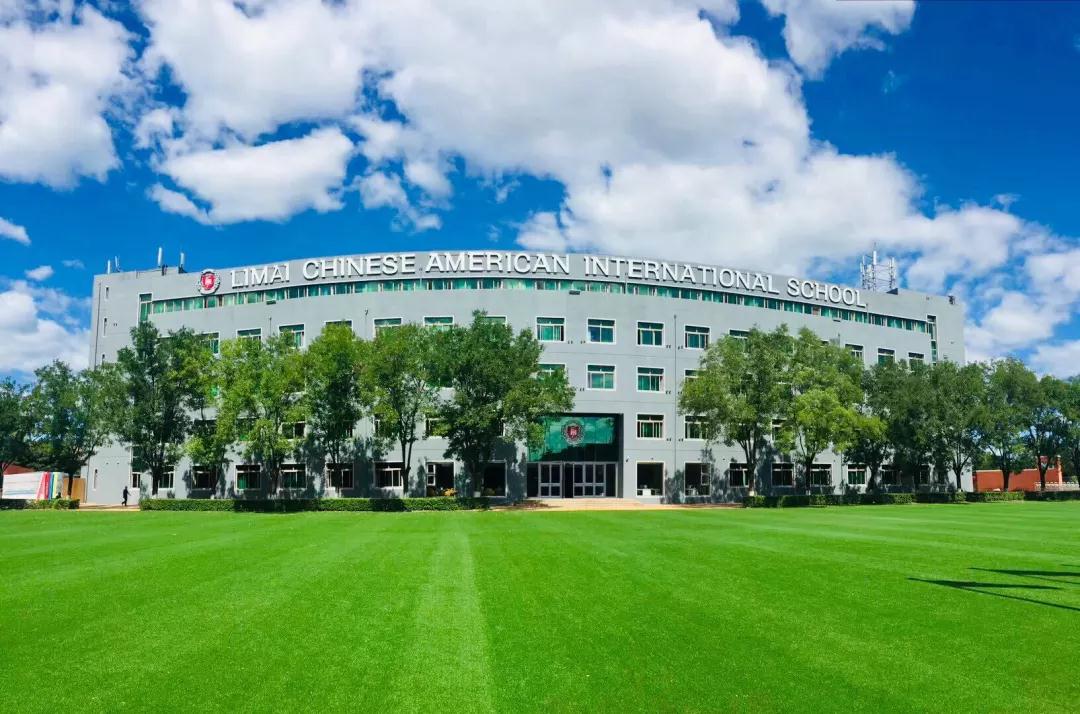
[139,497,490,512]
[1023,490,1080,502]
[967,491,1025,503]
[742,495,772,508]
[0,498,80,510]
[914,492,967,504]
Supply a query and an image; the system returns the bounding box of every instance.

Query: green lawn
[2,504,1078,712]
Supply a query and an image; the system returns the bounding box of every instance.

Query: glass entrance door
[571,463,609,497]
[539,463,562,497]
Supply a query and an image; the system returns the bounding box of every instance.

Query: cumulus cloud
[0,4,132,186]
[61,259,85,270]
[0,216,30,245]
[1030,340,1080,379]
[155,128,355,223]
[0,281,89,373]
[24,265,53,282]
[759,0,915,77]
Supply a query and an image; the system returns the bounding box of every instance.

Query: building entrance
[528,462,617,498]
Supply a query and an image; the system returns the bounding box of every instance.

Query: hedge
[1024,490,1080,502]
[0,498,80,510]
[139,497,491,512]
[966,491,1025,503]
[744,492,917,508]
[913,492,967,504]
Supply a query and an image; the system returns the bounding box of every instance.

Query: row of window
[137,277,932,334]
[199,319,928,366]
[141,460,903,498]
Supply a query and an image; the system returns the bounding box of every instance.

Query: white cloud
[0,282,88,373]
[357,171,441,231]
[157,127,355,223]
[759,0,915,77]
[61,259,85,270]
[139,0,370,140]
[1029,341,1080,379]
[0,4,132,186]
[24,265,54,282]
[0,216,30,245]
[148,184,211,224]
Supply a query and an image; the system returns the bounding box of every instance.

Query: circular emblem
[563,421,583,445]
[198,269,220,295]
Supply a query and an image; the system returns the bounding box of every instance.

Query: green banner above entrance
[529,416,615,460]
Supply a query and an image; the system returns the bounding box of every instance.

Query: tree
[980,359,1036,492]
[100,322,212,495]
[365,323,438,496]
[1024,375,1070,492]
[680,326,794,494]
[847,411,890,491]
[184,335,233,493]
[1062,377,1080,483]
[217,333,307,494]
[26,361,110,493]
[778,331,861,494]
[871,359,933,488]
[0,378,29,493]
[305,324,369,489]
[925,361,984,492]
[433,312,574,494]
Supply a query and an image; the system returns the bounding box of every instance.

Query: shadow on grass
[909,578,1080,613]
[971,568,1080,586]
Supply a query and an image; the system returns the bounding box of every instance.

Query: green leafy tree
[1062,377,1080,483]
[778,331,862,493]
[304,324,370,489]
[365,323,439,495]
[680,326,794,494]
[871,359,933,488]
[184,336,232,492]
[433,312,574,494]
[926,361,985,492]
[27,361,111,492]
[980,359,1036,492]
[0,378,30,493]
[1023,375,1070,492]
[101,322,212,495]
[847,411,890,491]
[217,333,307,494]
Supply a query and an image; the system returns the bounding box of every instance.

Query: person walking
[122,485,129,508]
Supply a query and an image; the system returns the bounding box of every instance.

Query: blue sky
[1,0,1078,376]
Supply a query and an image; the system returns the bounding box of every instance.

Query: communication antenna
[156,246,163,268]
[106,260,112,274]
[179,251,186,273]
[860,249,897,292]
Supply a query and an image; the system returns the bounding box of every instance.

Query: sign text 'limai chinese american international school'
[223,251,869,307]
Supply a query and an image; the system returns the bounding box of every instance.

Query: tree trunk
[954,466,963,493]
[1002,465,1010,492]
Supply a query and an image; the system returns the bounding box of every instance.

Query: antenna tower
[860,249,897,292]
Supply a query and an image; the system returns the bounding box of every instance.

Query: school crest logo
[198,269,220,295]
[563,421,583,445]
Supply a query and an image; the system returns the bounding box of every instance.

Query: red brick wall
[973,464,1063,492]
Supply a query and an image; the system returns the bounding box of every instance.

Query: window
[684,416,709,440]
[538,363,565,380]
[881,465,900,485]
[478,315,506,324]
[374,318,402,336]
[426,462,454,493]
[587,318,615,344]
[771,419,786,441]
[481,463,506,497]
[729,329,749,340]
[684,325,709,350]
[637,414,664,439]
[637,321,664,346]
[424,316,454,331]
[684,463,711,497]
[375,461,405,489]
[536,317,565,342]
[809,464,831,487]
[192,466,216,490]
[587,364,615,390]
[636,462,663,497]
[130,473,142,489]
[846,344,863,360]
[877,348,895,365]
[772,462,794,487]
[684,369,699,381]
[908,352,924,365]
[281,464,306,490]
[237,328,261,342]
[201,332,220,355]
[236,464,261,491]
[279,324,304,348]
[425,416,447,438]
[328,463,353,489]
[637,366,664,392]
[729,463,749,488]
[283,421,305,439]
[325,319,353,330]
[846,464,867,487]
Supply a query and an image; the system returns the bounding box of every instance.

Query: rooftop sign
[221,251,867,308]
